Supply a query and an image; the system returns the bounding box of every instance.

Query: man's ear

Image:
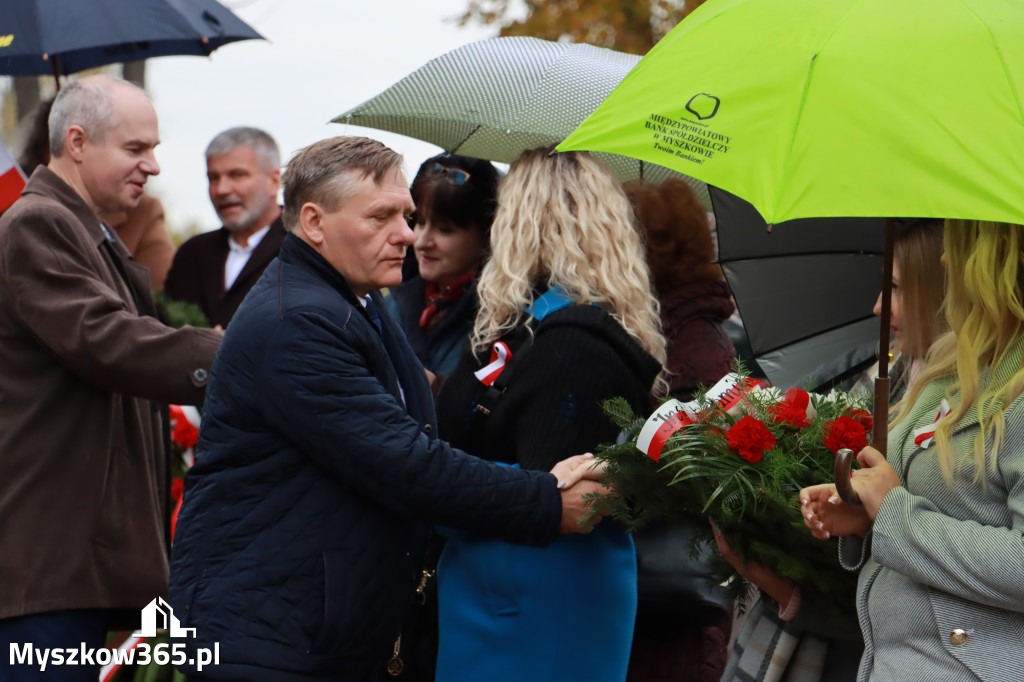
[298,202,324,245]
[65,125,88,162]
[268,167,281,194]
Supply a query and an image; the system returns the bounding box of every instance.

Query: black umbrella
[710,186,886,391]
[0,0,262,79]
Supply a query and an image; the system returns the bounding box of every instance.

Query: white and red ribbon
[637,373,770,461]
[474,341,512,386]
[98,635,146,682]
[912,398,952,449]
[636,399,692,462]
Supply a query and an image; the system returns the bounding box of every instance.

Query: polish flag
[0,141,27,213]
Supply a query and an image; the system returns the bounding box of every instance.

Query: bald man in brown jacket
[0,75,221,682]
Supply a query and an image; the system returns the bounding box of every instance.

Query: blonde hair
[472,148,667,394]
[895,220,1024,484]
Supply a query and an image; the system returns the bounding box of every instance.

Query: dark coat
[163,215,287,327]
[660,280,736,401]
[0,168,221,622]
[437,303,660,470]
[169,234,561,681]
[434,303,661,681]
[383,274,477,377]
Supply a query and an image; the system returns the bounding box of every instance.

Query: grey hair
[48,75,149,157]
[205,127,280,172]
[281,136,402,233]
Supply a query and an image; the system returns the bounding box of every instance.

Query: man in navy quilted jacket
[169,136,606,681]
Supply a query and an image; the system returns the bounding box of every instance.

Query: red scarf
[420,269,476,328]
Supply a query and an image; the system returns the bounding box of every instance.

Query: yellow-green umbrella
[559,0,1024,226]
[560,0,1024,489]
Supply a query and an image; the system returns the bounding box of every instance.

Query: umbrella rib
[752,314,879,356]
[954,0,1024,128]
[449,124,483,153]
[716,249,884,265]
[770,0,866,219]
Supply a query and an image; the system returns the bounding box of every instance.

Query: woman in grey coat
[801,219,1024,682]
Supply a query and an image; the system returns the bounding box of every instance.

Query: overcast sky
[145,0,497,236]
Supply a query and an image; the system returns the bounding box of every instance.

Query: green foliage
[595,378,872,619]
[154,291,210,329]
[458,0,708,55]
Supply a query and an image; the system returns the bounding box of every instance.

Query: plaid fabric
[723,595,829,682]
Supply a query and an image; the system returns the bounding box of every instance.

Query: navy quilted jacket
[169,234,561,681]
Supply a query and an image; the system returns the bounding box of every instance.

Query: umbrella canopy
[0,0,263,77]
[711,186,885,389]
[559,0,1024,226]
[335,36,708,196]
[560,0,1024,467]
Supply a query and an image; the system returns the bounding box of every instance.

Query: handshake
[549,453,612,534]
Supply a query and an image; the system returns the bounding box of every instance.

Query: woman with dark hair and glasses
[384,153,500,389]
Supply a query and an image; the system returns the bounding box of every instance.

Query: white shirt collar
[228,224,271,254]
[224,225,272,290]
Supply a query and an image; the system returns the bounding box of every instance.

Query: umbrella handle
[834,448,863,506]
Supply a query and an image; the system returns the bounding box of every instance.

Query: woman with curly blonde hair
[801,220,1024,681]
[434,148,666,682]
[471,149,667,371]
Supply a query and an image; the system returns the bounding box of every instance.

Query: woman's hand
[550,453,607,489]
[850,446,902,519]
[799,483,872,539]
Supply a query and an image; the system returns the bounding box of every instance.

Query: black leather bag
[633,521,732,618]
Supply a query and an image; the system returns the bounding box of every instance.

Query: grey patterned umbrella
[334,36,708,202]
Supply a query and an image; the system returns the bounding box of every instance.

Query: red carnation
[844,408,873,433]
[823,415,868,455]
[726,416,777,463]
[771,387,812,428]
[170,404,199,449]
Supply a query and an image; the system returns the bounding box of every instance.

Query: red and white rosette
[912,398,952,449]
[474,341,513,386]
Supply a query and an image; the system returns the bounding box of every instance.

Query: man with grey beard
[164,126,287,327]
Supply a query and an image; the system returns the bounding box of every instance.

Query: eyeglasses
[425,163,471,186]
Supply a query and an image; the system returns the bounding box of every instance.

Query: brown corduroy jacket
[106,193,174,292]
[0,168,221,622]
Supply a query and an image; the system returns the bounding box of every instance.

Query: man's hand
[559,479,609,533]
[549,452,607,489]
